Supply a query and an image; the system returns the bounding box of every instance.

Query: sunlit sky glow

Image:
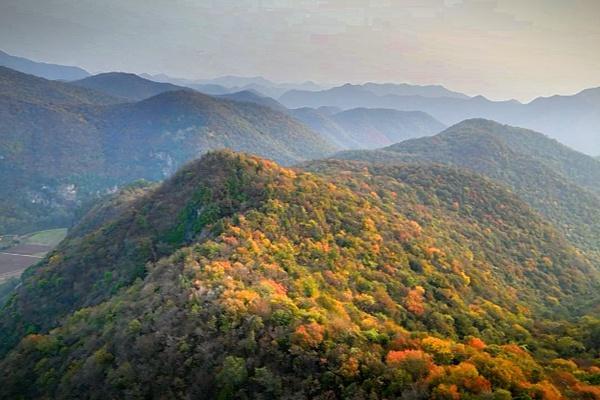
[1,0,599,101]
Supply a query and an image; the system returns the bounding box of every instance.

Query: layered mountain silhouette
[0,151,597,398]
[280,85,600,154]
[291,107,445,149]
[0,67,336,234]
[0,50,90,81]
[142,73,326,98]
[216,90,288,112]
[71,72,189,101]
[361,82,469,99]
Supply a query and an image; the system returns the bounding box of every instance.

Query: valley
[0,12,599,397]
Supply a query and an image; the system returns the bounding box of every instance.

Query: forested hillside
[0,151,597,399]
[291,107,445,149]
[335,119,600,257]
[0,67,336,234]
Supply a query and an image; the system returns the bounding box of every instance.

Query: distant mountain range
[141,73,326,98]
[0,50,89,81]
[334,119,600,256]
[0,67,337,234]
[279,84,600,155]
[73,71,445,150]
[361,82,469,99]
[291,107,445,149]
[3,50,597,154]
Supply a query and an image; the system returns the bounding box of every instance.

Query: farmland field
[0,229,67,282]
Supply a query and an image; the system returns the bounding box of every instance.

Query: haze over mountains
[0,49,599,399]
[291,107,445,149]
[0,66,335,234]
[140,73,326,99]
[2,49,597,153]
[71,72,189,102]
[280,84,600,155]
[0,50,89,81]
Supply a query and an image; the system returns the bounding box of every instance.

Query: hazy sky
[1,0,598,101]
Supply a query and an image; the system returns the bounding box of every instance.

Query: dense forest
[0,67,336,235]
[1,151,598,399]
[335,119,600,260]
[2,5,600,398]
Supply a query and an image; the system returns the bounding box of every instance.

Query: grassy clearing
[21,228,67,247]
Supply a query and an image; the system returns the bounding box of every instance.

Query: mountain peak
[1,149,598,398]
[72,72,186,101]
[448,118,506,130]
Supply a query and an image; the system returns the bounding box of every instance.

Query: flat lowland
[0,228,66,282]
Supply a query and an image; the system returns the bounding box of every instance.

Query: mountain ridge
[71,72,189,101]
[291,106,445,150]
[280,86,600,154]
[334,119,600,257]
[0,50,89,81]
[0,150,598,398]
[0,68,337,234]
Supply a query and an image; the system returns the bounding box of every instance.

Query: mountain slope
[290,107,445,150]
[0,69,337,234]
[289,107,355,148]
[96,90,334,175]
[514,87,600,154]
[0,66,117,106]
[0,151,597,399]
[216,90,288,112]
[72,72,188,101]
[334,119,600,255]
[331,108,445,149]
[279,84,600,154]
[0,50,89,81]
[0,67,121,233]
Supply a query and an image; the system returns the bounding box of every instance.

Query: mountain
[0,151,597,399]
[199,76,325,98]
[216,90,288,112]
[71,72,188,101]
[0,50,89,81]
[191,77,324,98]
[334,119,600,255]
[0,66,117,106]
[279,83,470,110]
[0,67,123,234]
[290,107,445,149]
[96,90,334,174]
[279,84,600,155]
[187,83,231,95]
[139,73,233,95]
[511,87,600,154]
[279,86,521,124]
[289,107,354,148]
[281,83,379,109]
[0,67,337,234]
[331,108,445,149]
[362,82,469,99]
[141,73,326,98]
